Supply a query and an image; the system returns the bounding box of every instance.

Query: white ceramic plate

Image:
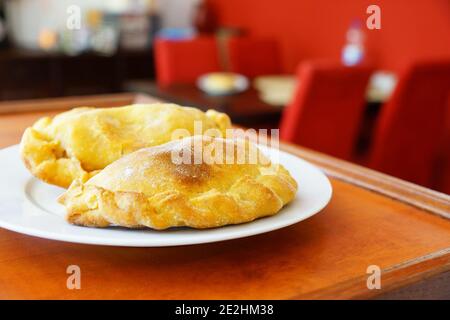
[0,145,332,247]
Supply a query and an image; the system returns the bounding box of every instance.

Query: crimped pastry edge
[58,166,298,230]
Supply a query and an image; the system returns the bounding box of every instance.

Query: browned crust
[58,165,298,230]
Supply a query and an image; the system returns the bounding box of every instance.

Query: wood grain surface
[0,94,448,299]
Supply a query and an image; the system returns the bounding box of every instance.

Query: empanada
[58,136,298,229]
[20,104,231,188]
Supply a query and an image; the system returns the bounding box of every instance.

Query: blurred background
[0,0,449,193]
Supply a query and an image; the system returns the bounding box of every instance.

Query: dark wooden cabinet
[0,48,155,101]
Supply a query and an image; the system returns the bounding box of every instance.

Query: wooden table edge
[280,142,450,219]
[290,247,450,299]
[0,93,155,115]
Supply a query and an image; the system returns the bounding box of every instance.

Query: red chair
[227,37,282,78]
[434,101,450,194]
[280,61,373,159]
[440,102,450,194]
[369,60,450,187]
[154,37,221,87]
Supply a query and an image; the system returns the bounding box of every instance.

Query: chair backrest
[280,61,373,159]
[370,60,450,187]
[154,37,221,87]
[440,98,450,194]
[227,37,282,78]
[433,98,450,193]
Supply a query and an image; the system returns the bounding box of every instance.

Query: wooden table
[124,80,283,129]
[0,93,449,299]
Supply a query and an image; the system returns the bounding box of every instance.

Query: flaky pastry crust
[20,104,231,188]
[58,136,298,230]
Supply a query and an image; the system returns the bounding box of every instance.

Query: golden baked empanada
[20,104,231,188]
[58,136,298,229]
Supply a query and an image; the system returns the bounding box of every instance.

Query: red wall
[208,0,450,72]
